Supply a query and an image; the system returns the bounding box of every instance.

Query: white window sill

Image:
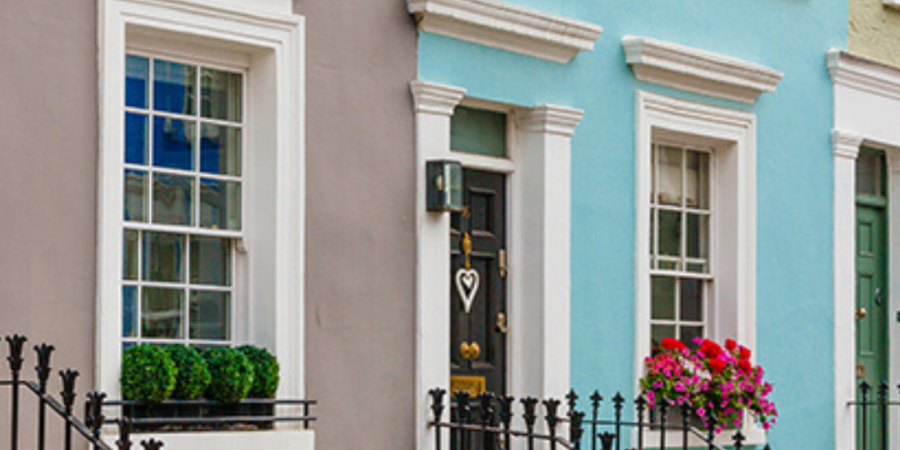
[104,428,315,450]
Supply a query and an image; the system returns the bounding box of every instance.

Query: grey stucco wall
[0,0,98,385]
[297,0,418,449]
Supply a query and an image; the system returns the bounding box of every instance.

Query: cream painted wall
[850,0,900,67]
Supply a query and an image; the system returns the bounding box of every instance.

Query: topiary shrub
[163,345,211,400]
[202,347,254,403]
[120,344,176,402]
[237,345,280,398]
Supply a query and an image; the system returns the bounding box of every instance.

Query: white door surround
[411,80,582,450]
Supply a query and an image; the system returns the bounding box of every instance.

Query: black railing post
[456,392,472,450]
[880,381,889,450]
[680,404,690,450]
[544,398,560,450]
[598,432,615,450]
[303,401,310,429]
[60,369,80,450]
[590,392,602,450]
[612,393,624,450]
[479,393,495,450]
[522,397,538,450]
[7,334,26,450]
[86,392,107,450]
[705,407,716,450]
[635,395,647,450]
[658,400,668,450]
[116,419,133,450]
[861,381,871,450]
[732,431,745,450]
[430,389,447,450]
[34,344,54,450]
[500,396,514,450]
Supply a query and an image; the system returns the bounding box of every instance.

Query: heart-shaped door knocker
[455,268,480,313]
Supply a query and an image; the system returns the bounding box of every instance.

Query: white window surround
[635,91,763,446]
[623,36,784,105]
[829,48,900,450]
[98,0,305,409]
[407,0,603,64]
[411,80,581,450]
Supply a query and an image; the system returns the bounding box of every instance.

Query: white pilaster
[833,129,863,450]
[411,80,466,450]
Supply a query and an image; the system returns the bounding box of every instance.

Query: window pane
[651,276,676,320]
[190,290,230,340]
[143,232,185,283]
[686,213,709,261]
[154,60,196,115]
[124,170,148,222]
[450,106,507,158]
[152,173,194,226]
[125,113,148,165]
[680,278,704,322]
[657,210,681,257]
[123,286,138,338]
[200,178,241,230]
[123,229,139,280]
[142,287,184,339]
[680,326,703,349]
[685,151,710,209]
[190,236,232,286]
[857,149,884,196]
[125,55,149,109]
[658,146,682,205]
[651,325,676,352]
[200,124,241,176]
[153,117,196,170]
[201,68,242,122]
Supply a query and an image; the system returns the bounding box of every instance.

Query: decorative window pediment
[622,36,783,104]
[407,0,603,63]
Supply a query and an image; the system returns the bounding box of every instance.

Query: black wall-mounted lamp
[426,160,462,212]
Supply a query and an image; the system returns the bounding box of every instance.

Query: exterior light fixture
[426,160,463,212]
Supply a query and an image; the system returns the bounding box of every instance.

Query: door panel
[450,169,507,396]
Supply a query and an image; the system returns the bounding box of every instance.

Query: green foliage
[203,347,254,403]
[163,345,211,400]
[120,345,176,402]
[237,345,280,398]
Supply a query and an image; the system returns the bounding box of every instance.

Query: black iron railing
[0,334,151,450]
[102,398,317,431]
[429,388,772,450]
[849,380,898,450]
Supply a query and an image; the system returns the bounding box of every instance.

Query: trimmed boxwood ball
[163,345,211,400]
[202,347,254,403]
[120,344,176,402]
[237,345,280,398]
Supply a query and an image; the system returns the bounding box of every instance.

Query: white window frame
[411,80,582,450]
[98,0,304,403]
[635,91,762,446]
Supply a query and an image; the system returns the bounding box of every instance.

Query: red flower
[661,337,686,351]
[709,358,726,374]
[738,359,753,373]
[739,347,751,360]
[700,339,723,358]
[725,339,737,352]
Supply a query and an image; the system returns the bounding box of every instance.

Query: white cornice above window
[175,0,292,15]
[407,0,603,64]
[827,49,900,101]
[622,36,784,104]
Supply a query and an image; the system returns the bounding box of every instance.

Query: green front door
[856,148,889,450]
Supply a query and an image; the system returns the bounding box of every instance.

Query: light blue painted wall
[419,1,846,448]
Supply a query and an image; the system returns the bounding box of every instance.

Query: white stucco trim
[411,80,581,450]
[407,0,602,64]
[98,0,305,406]
[622,36,783,104]
[830,48,900,450]
[635,91,762,444]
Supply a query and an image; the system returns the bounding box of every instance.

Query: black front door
[450,169,507,396]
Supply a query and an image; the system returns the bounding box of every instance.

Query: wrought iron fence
[102,397,317,431]
[0,334,148,450]
[428,388,772,450]
[849,380,898,450]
